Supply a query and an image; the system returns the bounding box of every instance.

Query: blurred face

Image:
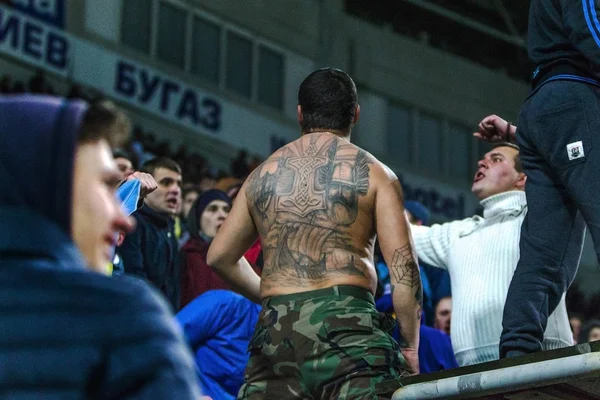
[200,200,230,239]
[434,297,452,335]
[182,190,199,218]
[71,140,133,274]
[144,167,182,215]
[471,146,525,200]
[115,156,134,180]
[588,327,600,342]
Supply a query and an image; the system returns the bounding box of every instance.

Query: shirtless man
[207,68,421,399]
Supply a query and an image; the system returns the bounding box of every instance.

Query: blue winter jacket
[376,293,458,374]
[0,94,202,399]
[177,290,261,400]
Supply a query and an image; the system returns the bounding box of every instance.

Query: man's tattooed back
[245,133,381,295]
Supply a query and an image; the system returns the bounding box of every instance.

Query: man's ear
[353,104,360,125]
[297,105,303,128]
[116,231,126,247]
[515,173,527,191]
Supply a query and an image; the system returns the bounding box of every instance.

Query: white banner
[0,6,69,76]
[0,5,297,157]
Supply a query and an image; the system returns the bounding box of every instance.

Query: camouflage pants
[238,285,409,400]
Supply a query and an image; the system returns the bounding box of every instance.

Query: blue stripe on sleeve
[583,0,600,48]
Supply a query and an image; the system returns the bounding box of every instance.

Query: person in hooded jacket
[0,94,203,399]
[180,189,233,307]
[181,189,264,307]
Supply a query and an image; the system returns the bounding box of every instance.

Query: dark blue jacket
[119,205,181,310]
[176,290,261,400]
[376,294,458,374]
[417,325,459,374]
[529,1,600,88]
[0,95,201,399]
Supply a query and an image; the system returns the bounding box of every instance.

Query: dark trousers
[500,80,600,357]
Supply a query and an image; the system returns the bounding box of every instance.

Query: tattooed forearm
[389,243,424,315]
[389,244,419,288]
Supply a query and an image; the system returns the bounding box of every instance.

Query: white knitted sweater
[411,191,573,366]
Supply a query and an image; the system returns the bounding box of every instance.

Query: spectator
[570,313,584,344]
[178,186,200,248]
[418,322,459,374]
[0,95,201,398]
[434,296,452,335]
[111,147,158,276]
[180,190,232,307]
[376,292,458,374]
[578,320,600,344]
[176,290,261,400]
[112,149,158,214]
[118,157,183,310]
[182,186,200,219]
[409,142,573,366]
[473,1,600,359]
[113,149,136,180]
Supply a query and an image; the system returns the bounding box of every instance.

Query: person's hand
[473,114,516,143]
[401,347,420,375]
[127,171,157,198]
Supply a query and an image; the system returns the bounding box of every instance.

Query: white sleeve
[410,222,453,269]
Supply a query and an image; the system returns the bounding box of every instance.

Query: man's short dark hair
[494,142,522,173]
[298,68,358,133]
[78,99,130,148]
[112,148,132,162]
[141,157,182,176]
[434,296,452,313]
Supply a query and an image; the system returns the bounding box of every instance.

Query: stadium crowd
[2,66,600,400]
